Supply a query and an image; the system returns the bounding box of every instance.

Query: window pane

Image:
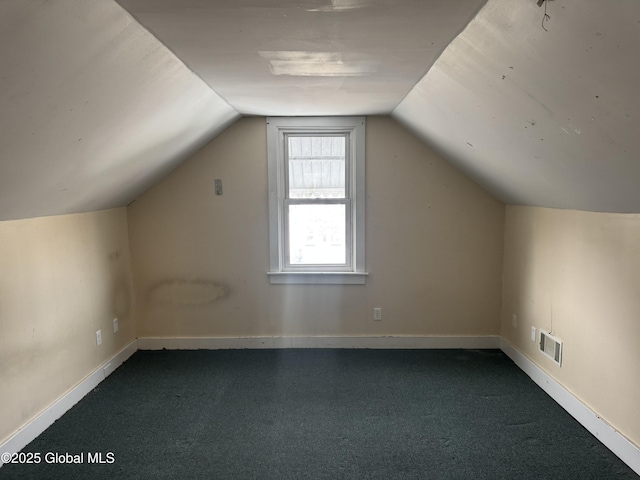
[288,204,346,265]
[288,136,345,199]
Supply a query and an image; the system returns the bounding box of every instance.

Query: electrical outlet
[96,330,102,346]
[531,326,537,342]
[512,314,517,328]
[113,318,119,333]
[373,307,382,321]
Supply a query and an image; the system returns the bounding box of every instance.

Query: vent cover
[539,330,563,366]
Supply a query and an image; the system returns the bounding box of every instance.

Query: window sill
[267,271,368,285]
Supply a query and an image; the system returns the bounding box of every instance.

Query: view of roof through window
[287,136,346,199]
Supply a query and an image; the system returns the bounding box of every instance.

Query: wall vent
[539,330,562,366]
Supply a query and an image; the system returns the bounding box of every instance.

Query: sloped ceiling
[0,0,239,221]
[2,0,640,220]
[394,0,640,213]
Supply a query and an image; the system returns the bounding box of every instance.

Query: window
[267,117,367,284]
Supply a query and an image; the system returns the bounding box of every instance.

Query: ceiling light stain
[259,51,378,77]
[307,0,371,12]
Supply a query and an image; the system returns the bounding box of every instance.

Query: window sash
[282,131,353,272]
[283,198,353,271]
[284,133,349,200]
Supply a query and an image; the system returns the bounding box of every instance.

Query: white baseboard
[137,335,501,350]
[0,339,138,466]
[500,338,640,476]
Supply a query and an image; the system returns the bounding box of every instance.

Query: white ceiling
[0,0,239,220]
[115,0,487,115]
[394,0,640,213]
[2,0,640,220]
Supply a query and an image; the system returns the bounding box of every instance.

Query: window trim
[266,117,367,285]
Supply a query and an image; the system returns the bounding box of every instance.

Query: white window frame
[267,117,367,285]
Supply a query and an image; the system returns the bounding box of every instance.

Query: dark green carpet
[1,349,637,479]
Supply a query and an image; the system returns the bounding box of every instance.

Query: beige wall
[128,116,505,338]
[0,208,135,444]
[501,206,640,447]
[5,117,638,458]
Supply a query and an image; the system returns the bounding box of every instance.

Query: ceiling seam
[390,0,490,115]
[113,0,240,117]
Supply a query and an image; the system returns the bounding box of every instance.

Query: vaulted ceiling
[1,0,640,220]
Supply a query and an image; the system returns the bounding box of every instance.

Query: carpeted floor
[1,349,637,479]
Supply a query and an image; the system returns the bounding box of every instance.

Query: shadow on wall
[108,250,133,319]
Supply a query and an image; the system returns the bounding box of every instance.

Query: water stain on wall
[148,279,230,307]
